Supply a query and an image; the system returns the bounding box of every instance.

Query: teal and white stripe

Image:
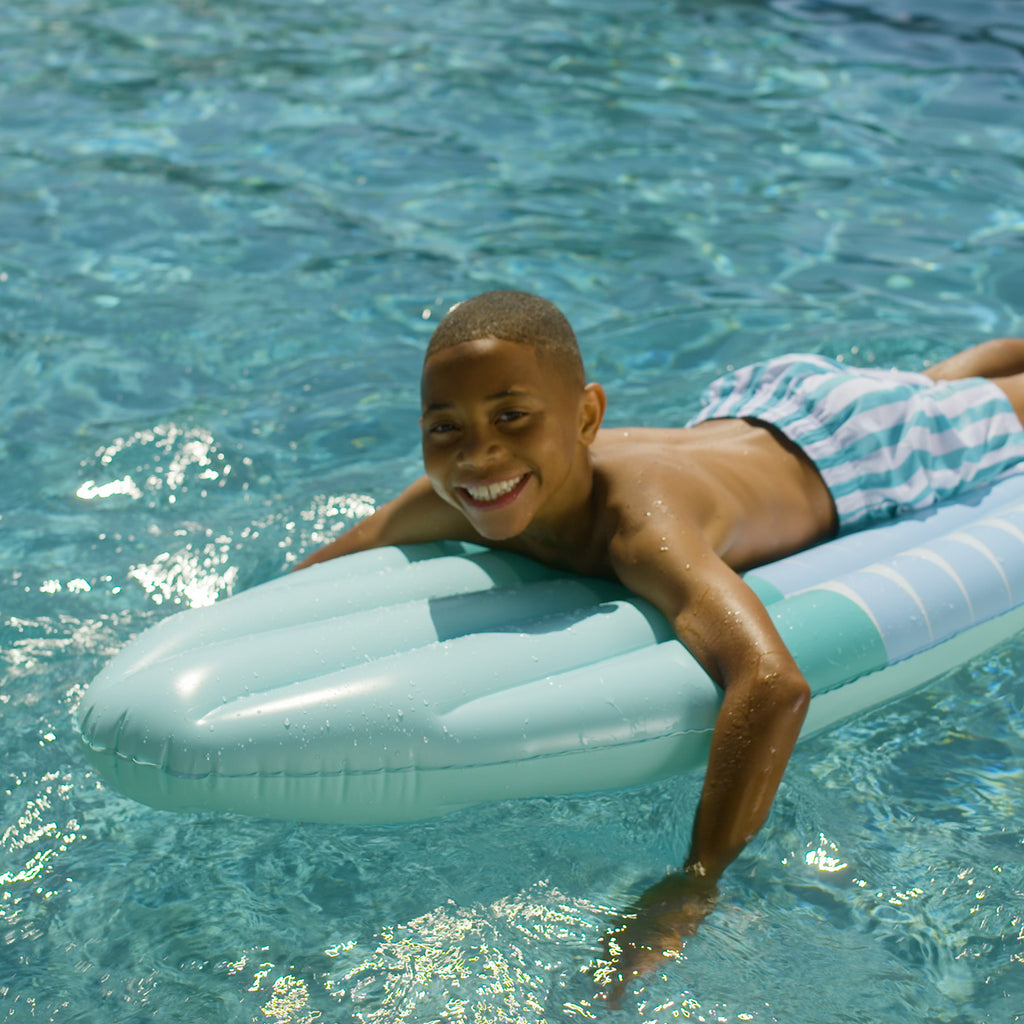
[749,470,1024,664]
[688,354,1024,532]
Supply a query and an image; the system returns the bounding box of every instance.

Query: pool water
[2,0,1024,1020]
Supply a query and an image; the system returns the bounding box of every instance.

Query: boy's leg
[924,337,1024,382]
[923,338,1024,427]
[990,372,1024,429]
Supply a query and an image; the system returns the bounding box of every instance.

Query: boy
[296,290,1024,998]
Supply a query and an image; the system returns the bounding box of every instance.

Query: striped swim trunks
[687,353,1024,532]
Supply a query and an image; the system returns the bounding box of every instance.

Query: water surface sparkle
[2,0,1023,1020]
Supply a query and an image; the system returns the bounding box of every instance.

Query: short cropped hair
[425,290,585,388]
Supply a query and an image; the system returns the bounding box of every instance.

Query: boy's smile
[459,473,532,507]
[420,335,603,543]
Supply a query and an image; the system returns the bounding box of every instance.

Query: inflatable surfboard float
[77,472,1024,823]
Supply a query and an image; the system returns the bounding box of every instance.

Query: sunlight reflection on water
[3,0,1024,1019]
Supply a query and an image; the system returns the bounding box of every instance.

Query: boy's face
[420,336,601,542]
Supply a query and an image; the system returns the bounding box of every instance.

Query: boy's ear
[578,382,606,444]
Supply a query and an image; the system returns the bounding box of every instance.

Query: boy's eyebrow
[422,387,532,412]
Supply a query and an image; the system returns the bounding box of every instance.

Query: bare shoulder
[591,430,732,550]
[602,476,722,591]
[595,452,791,687]
[590,445,724,594]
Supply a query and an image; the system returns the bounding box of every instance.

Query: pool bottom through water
[3,0,1024,1019]
[4,609,1024,1022]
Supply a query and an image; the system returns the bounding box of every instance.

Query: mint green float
[77,472,1024,824]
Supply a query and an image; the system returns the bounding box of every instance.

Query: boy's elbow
[723,665,811,731]
[775,671,811,722]
[741,665,810,720]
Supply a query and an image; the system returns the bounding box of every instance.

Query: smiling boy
[296,290,1024,998]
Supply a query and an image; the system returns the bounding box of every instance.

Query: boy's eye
[497,410,527,424]
[426,421,458,436]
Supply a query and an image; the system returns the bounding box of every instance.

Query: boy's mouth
[458,474,530,507]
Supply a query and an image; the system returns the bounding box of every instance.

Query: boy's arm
[605,523,811,998]
[293,476,479,570]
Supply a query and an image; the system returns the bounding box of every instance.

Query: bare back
[588,419,838,574]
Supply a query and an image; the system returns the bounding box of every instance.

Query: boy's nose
[457,426,501,467]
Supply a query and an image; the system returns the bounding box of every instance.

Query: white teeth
[464,477,522,502]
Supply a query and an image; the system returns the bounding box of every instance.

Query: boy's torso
[499,419,837,577]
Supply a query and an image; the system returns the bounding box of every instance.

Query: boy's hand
[601,871,717,1007]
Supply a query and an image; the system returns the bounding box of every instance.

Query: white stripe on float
[901,548,974,621]
[859,564,934,642]
[945,530,1012,602]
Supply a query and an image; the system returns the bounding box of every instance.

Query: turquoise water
[3,0,1024,1020]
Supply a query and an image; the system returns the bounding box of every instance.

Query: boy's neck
[504,458,608,573]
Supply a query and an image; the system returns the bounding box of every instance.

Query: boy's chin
[459,505,536,543]
[453,495,536,543]
[468,518,527,543]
